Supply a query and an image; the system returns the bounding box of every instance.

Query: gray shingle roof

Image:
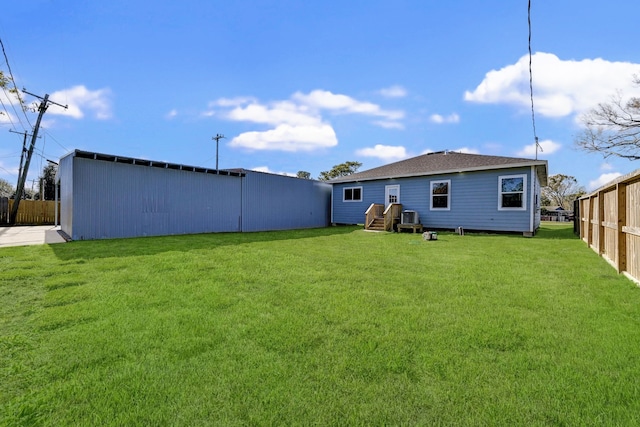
[329,151,548,185]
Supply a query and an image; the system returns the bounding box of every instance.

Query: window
[430,180,450,210]
[343,186,362,202]
[498,175,526,210]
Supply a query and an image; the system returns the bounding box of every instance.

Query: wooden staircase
[367,216,386,231]
[365,203,402,231]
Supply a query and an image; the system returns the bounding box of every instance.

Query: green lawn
[2,223,640,425]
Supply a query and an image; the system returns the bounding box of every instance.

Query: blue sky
[1,0,639,192]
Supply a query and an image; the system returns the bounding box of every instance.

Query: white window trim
[343,186,363,202]
[430,179,451,210]
[498,174,527,211]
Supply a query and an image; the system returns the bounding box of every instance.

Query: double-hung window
[343,186,362,202]
[430,180,450,210]
[498,175,526,210]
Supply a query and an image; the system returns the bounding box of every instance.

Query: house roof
[329,151,548,185]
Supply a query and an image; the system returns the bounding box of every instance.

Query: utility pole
[9,130,40,190]
[10,89,67,224]
[212,133,226,173]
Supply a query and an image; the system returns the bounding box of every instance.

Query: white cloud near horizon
[49,85,113,119]
[355,144,409,161]
[250,166,297,177]
[465,52,640,118]
[429,113,460,124]
[378,85,408,98]
[210,90,405,152]
[516,139,562,157]
[589,172,622,191]
[453,147,480,154]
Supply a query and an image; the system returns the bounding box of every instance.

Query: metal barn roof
[65,150,245,177]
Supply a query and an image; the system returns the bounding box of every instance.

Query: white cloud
[373,120,405,130]
[0,111,16,124]
[378,85,407,98]
[226,101,321,127]
[516,139,562,157]
[49,85,113,119]
[211,97,257,107]
[465,52,640,117]
[165,109,178,119]
[589,172,622,191]
[250,166,296,177]
[229,123,337,152]
[420,148,435,155]
[600,162,614,171]
[209,89,404,152]
[429,113,460,124]
[0,88,22,124]
[292,90,404,121]
[355,144,408,161]
[453,147,480,154]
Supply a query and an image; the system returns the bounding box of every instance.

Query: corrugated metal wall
[58,154,74,235]
[60,151,331,240]
[241,171,331,232]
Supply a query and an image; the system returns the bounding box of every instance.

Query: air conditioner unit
[401,210,419,224]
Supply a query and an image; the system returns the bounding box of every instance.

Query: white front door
[385,185,400,208]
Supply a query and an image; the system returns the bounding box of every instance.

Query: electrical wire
[0,94,17,129]
[42,130,71,153]
[0,36,31,130]
[528,0,541,157]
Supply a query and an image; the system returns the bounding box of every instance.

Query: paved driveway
[0,225,68,248]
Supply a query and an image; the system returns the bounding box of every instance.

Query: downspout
[529,165,535,233]
[330,183,334,224]
[240,174,244,232]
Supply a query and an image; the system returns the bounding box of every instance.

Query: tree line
[0,163,58,200]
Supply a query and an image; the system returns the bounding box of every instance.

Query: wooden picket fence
[578,169,640,285]
[0,198,59,225]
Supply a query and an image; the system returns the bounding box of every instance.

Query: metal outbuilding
[57,150,331,240]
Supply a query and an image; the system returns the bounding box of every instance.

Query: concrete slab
[0,225,68,248]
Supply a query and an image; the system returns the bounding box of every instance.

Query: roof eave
[331,161,548,184]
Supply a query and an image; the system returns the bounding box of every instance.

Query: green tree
[318,161,362,181]
[296,171,311,179]
[0,178,14,198]
[542,174,585,211]
[40,163,58,200]
[575,75,640,161]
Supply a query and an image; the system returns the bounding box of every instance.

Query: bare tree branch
[575,76,640,161]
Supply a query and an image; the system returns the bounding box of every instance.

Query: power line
[42,129,71,152]
[528,0,542,159]
[0,36,31,130]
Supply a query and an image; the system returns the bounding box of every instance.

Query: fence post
[616,183,627,273]
[597,190,605,255]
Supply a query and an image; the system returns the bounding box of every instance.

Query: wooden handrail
[383,203,402,231]
[365,203,384,229]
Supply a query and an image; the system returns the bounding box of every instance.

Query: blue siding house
[330,151,548,236]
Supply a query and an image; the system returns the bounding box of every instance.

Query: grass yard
[2,223,640,425]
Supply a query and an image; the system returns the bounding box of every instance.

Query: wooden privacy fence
[0,198,59,225]
[578,169,640,284]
